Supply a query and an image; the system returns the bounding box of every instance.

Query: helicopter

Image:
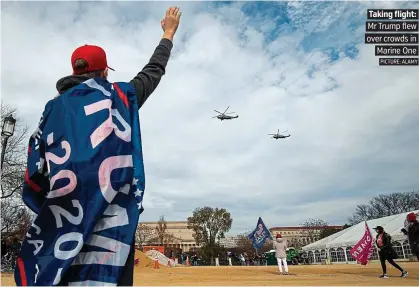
[213,106,239,121]
[268,129,291,139]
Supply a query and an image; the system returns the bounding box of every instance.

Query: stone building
[140,220,199,252]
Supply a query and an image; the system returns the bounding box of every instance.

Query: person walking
[14,6,181,287]
[374,226,408,278]
[401,212,419,260]
[273,233,288,275]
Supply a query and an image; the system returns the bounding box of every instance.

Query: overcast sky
[2,1,418,235]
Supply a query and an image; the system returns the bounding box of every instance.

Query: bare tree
[1,102,32,241]
[348,190,419,225]
[300,218,329,242]
[287,237,303,249]
[135,223,154,247]
[1,102,29,199]
[147,215,178,245]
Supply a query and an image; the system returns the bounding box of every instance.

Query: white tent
[301,210,418,264]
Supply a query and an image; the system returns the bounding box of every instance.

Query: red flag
[349,222,374,265]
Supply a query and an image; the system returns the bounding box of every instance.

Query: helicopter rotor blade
[223,106,230,114]
[214,110,223,114]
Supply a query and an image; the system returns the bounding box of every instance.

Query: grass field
[1,262,418,286]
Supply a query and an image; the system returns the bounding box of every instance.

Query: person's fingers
[173,7,179,16]
[167,6,175,16]
[166,7,172,17]
[176,11,182,21]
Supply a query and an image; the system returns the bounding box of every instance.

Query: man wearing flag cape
[14,6,181,287]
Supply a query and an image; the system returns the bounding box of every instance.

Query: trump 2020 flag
[14,78,145,286]
[248,217,273,249]
[350,222,374,265]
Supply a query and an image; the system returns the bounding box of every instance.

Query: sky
[1,1,419,235]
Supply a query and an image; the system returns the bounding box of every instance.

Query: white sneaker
[379,274,389,279]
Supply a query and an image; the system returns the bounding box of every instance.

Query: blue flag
[248,217,272,249]
[15,78,145,286]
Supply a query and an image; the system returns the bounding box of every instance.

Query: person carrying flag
[15,6,181,287]
[273,233,288,275]
[374,226,408,279]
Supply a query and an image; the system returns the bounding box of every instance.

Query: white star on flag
[134,189,142,197]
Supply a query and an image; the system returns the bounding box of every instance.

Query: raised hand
[161,6,182,41]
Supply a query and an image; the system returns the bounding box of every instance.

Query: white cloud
[1,1,418,234]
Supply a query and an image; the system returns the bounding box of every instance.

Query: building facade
[140,220,199,252]
[269,225,344,247]
[219,236,240,248]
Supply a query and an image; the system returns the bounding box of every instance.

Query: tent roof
[302,210,419,251]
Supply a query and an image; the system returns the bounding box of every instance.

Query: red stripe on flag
[113,83,129,108]
[17,258,27,286]
[25,169,41,192]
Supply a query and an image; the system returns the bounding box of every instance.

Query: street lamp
[1,114,16,169]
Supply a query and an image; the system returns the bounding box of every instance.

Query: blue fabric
[15,78,145,286]
[248,217,272,250]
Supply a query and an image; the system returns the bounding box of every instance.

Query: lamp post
[1,114,16,170]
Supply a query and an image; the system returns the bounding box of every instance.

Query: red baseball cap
[71,45,114,75]
[407,212,417,222]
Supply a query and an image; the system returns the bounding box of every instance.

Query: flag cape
[15,78,145,286]
[248,217,273,249]
[349,222,374,265]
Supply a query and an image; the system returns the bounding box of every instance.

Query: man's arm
[130,6,181,109]
[130,39,173,108]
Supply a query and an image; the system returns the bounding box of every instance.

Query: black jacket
[376,232,393,252]
[402,221,419,253]
[56,38,173,109]
[376,232,397,258]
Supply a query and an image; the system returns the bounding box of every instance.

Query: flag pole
[365,220,376,266]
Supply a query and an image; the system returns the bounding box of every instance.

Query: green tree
[187,206,233,246]
[187,207,232,264]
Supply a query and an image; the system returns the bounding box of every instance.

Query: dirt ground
[1,262,418,286]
